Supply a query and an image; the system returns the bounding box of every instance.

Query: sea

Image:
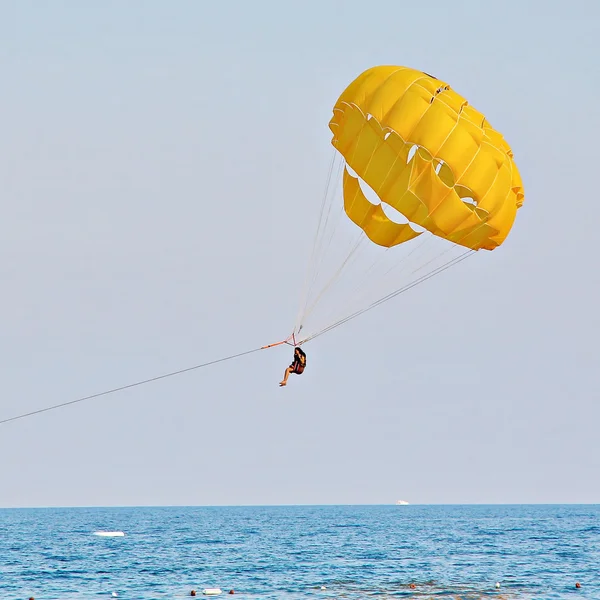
[0,505,598,600]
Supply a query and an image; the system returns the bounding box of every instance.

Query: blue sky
[0,0,598,507]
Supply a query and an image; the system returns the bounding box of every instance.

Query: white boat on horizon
[395,500,409,505]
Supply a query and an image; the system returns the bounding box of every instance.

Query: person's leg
[280,366,293,386]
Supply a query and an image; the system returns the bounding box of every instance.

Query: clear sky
[1,0,598,507]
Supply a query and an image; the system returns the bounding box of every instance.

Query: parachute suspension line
[301,249,475,344]
[297,137,396,336]
[306,143,389,316]
[304,156,346,296]
[301,233,367,324]
[296,110,378,336]
[296,182,364,333]
[295,153,345,333]
[307,158,428,331]
[312,233,435,335]
[354,248,475,316]
[296,153,370,336]
[408,242,461,278]
[306,240,461,342]
[297,137,439,337]
[302,212,493,342]
[294,148,338,333]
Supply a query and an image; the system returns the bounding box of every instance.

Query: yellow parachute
[294,66,524,343]
[329,65,524,252]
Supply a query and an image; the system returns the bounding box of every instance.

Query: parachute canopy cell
[328,66,524,251]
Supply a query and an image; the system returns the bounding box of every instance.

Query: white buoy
[203,589,222,596]
[495,582,501,589]
[321,586,327,590]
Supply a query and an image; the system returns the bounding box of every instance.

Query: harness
[292,348,306,374]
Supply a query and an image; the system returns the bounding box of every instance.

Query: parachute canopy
[329,65,524,252]
[294,65,524,343]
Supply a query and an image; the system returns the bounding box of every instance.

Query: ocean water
[0,505,597,600]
